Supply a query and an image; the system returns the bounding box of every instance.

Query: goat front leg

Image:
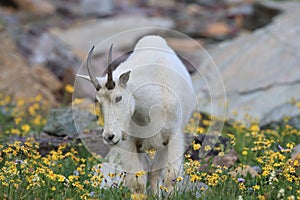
[164,133,184,193]
[149,147,167,195]
[119,140,147,194]
[150,133,184,195]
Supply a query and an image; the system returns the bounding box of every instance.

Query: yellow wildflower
[21,124,30,133]
[250,124,260,132]
[14,117,22,125]
[65,84,74,93]
[204,145,211,151]
[193,143,201,151]
[135,171,146,178]
[218,152,224,157]
[34,94,42,101]
[253,185,260,190]
[206,173,219,186]
[33,115,42,126]
[81,193,89,200]
[56,174,65,182]
[258,195,266,200]
[72,181,84,190]
[227,133,235,140]
[17,99,25,107]
[185,154,191,159]
[176,176,183,182]
[197,127,205,134]
[108,173,116,178]
[68,175,79,182]
[214,147,221,151]
[28,106,36,116]
[287,143,294,149]
[11,128,21,135]
[190,174,201,182]
[287,196,295,200]
[159,185,168,192]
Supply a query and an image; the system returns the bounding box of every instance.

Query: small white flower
[89,191,95,197]
[15,159,27,165]
[238,195,243,200]
[73,170,79,176]
[269,170,276,185]
[277,188,285,198]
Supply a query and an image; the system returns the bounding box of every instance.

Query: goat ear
[119,71,130,87]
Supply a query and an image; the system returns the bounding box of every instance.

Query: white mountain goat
[77,35,196,194]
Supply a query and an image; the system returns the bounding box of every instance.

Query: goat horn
[106,44,115,90]
[87,46,101,91]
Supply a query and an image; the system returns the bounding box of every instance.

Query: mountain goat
[77,35,196,194]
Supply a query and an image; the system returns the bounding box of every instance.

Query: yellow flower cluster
[0,139,111,199]
[0,93,48,137]
[183,118,300,199]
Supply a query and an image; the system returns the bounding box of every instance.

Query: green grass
[0,93,299,199]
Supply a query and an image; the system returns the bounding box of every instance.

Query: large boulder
[17,27,81,81]
[51,15,174,57]
[0,32,61,106]
[43,108,98,137]
[190,2,300,125]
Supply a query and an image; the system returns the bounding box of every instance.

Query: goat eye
[115,96,122,103]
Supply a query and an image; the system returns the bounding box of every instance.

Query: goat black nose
[107,134,114,141]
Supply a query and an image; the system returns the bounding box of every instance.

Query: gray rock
[288,116,300,130]
[43,108,97,137]
[79,0,114,16]
[263,115,300,130]
[190,2,300,126]
[0,32,60,106]
[52,15,174,56]
[17,27,81,80]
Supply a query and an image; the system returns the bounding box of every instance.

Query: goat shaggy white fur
[79,35,196,194]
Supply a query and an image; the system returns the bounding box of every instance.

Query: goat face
[95,71,134,145]
[77,45,134,146]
